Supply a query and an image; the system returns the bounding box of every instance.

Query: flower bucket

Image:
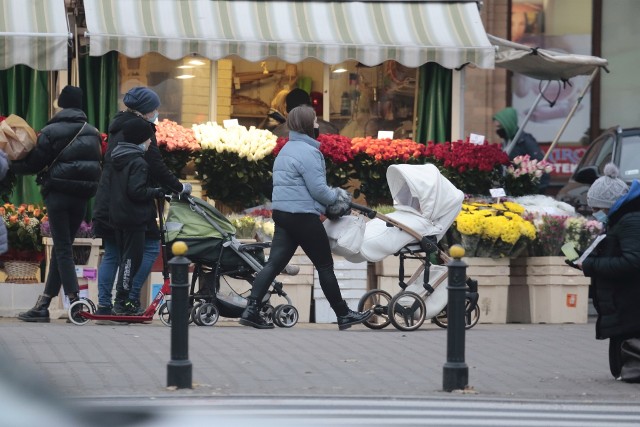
[3,260,40,283]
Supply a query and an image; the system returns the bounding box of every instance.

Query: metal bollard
[442,244,468,392]
[167,241,192,389]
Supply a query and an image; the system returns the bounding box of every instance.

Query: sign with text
[223,119,239,128]
[377,131,394,140]
[540,143,588,178]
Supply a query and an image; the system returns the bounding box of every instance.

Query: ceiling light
[332,65,348,73]
[177,65,194,69]
[177,74,195,79]
[188,59,205,66]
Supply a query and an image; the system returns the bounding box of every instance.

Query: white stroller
[325,164,480,331]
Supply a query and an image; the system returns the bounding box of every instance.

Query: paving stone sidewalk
[0,318,637,403]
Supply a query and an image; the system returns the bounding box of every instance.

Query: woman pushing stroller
[239,105,372,330]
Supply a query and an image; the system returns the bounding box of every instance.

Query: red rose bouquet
[424,140,509,195]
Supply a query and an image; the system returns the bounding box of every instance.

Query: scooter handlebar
[349,202,377,219]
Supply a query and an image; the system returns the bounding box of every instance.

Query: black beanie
[285,88,311,113]
[122,119,154,145]
[58,86,83,109]
[123,86,161,114]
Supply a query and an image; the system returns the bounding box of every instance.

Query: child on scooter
[109,118,164,315]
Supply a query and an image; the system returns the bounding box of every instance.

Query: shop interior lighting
[188,59,206,66]
[177,65,195,69]
[332,65,348,73]
[177,74,196,79]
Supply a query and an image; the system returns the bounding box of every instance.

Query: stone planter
[465,257,510,324]
[509,257,589,324]
[314,256,368,323]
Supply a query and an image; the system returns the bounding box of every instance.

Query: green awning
[0,0,70,70]
[84,0,494,69]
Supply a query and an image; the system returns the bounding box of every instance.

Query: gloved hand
[181,182,192,195]
[153,188,165,199]
[325,188,352,220]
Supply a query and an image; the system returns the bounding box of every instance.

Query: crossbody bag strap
[40,122,87,175]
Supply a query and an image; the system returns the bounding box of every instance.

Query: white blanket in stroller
[326,164,464,263]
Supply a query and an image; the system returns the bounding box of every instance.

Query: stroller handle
[349,202,377,219]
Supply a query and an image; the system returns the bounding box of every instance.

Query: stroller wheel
[260,304,274,321]
[358,290,392,329]
[68,300,93,326]
[190,300,205,325]
[159,302,171,327]
[389,291,426,332]
[273,304,298,328]
[194,303,219,326]
[433,299,481,330]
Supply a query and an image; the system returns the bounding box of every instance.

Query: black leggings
[249,210,344,309]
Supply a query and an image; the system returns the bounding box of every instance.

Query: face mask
[147,111,159,123]
[313,119,320,139]
[496,128,507,139]
[592,210,608,224]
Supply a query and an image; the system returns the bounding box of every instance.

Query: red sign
[540,143,587,178]
[566,293,577,308]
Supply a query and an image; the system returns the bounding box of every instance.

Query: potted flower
[193,122,277,212]
[273,133,354,188]
[424,140,510,196]
[503,155,553,197]
[350,137,426,206]
[155,119,200,178]
[0,203,47,282]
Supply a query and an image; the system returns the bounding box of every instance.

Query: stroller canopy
[165,196,236,243]
[387,164,464,234]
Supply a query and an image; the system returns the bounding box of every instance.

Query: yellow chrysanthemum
[503,201,525,214]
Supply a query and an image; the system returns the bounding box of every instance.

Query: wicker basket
[3,260,40,283]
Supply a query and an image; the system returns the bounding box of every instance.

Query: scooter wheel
[195,303,219,327]
[158,301,171,327]
[68,300,92,326]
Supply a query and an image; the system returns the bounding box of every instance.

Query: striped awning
[84,0,494,69]
[0,0,70,70]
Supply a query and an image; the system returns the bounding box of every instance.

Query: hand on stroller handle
[349,202,377,219]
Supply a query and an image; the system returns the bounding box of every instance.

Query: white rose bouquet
[192,122,277,211]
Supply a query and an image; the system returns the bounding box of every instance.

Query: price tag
[223,119,239,128]
[489,188,506,198]
[469,133,485,145]
[377,131,394,140]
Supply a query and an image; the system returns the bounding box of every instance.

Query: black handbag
[620,338,640,382]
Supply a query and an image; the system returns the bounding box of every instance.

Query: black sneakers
[239,298,274,329]
[337,309,374,330]
[113,299,144,316]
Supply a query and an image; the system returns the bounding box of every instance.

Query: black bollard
[167,241,192,389]
[442,245,468,392]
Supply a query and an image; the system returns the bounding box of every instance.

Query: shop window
[118,53,211,127]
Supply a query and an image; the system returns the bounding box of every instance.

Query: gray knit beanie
[587,163,629,209]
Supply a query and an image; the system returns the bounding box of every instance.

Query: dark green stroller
[161,195,298,327]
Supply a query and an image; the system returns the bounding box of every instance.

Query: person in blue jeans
[93,87,191,317]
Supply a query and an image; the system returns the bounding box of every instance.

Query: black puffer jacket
[109,142,158,230]
[93,112,182,238]
[12,109,102,198]
[583,182,640,340]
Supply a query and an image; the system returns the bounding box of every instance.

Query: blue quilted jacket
[271,131,337,215]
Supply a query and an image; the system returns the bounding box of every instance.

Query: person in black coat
[14,86,102,323]
[576,163,640,380]
[93,87,191,317]
[109,119,163,314]
[271,88,339,139]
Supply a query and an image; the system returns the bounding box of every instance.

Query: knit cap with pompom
[586,163,629,209]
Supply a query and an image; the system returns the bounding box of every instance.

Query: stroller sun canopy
[387,163,463,230]
[165,196,236,243]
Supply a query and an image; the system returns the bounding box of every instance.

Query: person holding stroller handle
[109,119,164,314]
[93,86,192,317]
[14,86,102,323]
[239,105,373,330]
[575,164,640,381]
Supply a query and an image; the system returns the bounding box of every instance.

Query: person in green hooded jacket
[493,106,549,193]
